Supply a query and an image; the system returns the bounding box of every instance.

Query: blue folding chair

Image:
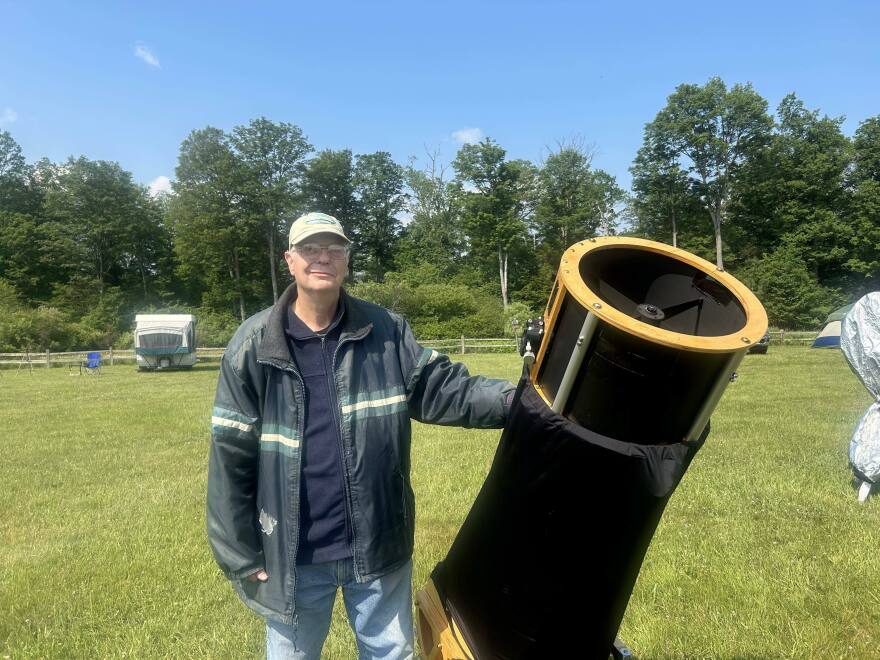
[80,351,102,376]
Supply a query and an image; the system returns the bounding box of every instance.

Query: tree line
[1,77,878,351]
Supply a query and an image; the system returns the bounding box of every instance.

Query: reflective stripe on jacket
[207,284,515,624]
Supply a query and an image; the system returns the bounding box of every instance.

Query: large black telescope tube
[421,238,768,659]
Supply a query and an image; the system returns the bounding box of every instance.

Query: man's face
[284,233,349,295]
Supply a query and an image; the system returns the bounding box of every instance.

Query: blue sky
[2,1,878,196]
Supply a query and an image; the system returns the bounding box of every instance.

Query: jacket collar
[257,283,372,367]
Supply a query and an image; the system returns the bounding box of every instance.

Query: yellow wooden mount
[415,579,474,660]
[547,236,767,354]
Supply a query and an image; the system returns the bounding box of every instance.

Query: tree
[644,77,773,269]
[853,116,880,184]
[170,127,263,320]
[301,149,360,237]
[730,95,852,284]
[739,246,843,329]
[230,118,312,301]
[398,151,465,275]
[534,145,597,249]
[0,132,45,297]
[0,131,40,215]
[591,169,626,236]
[41,157,162,296]
[352,152,406,282]
[453,138,531,310]
[847,116,880,291]
[629,138,705,248]
[122,193,173,300]
[0,130,25,179]
[0,211,43,299]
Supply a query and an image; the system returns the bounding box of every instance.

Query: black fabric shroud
[432,374,707,659]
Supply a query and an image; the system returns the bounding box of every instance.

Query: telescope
[417,237,767,659]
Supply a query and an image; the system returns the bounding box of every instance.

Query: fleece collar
[257,283,372,368]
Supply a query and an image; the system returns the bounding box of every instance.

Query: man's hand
[246,569,269,583]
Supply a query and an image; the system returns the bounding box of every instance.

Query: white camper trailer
[134,314,197,370]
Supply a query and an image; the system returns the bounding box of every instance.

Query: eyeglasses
[293,242,351,261]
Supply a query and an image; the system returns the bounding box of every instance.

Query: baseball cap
[288,212,351,248]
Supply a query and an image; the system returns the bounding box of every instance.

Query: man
[207,212,515,659]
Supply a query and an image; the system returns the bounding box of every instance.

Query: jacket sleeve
[398,318,516,428]
[206,350,264,579]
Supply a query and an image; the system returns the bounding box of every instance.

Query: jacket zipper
[331,328,370,581]
[321,336,354,553]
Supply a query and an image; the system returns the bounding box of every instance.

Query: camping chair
[80,351,102,376]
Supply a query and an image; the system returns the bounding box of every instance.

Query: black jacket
[207,284,514,624]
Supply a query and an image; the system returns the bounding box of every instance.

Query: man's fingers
[246,569,269,583]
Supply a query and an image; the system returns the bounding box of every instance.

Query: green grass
[1,348,877,658]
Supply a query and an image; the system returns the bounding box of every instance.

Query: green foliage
[0,305,73,352]
[453,139,535,308]
[641,77,774,268]
[502,301,536,336]
[349,262,505,338]
[3,97,878,352]
[847,179,880,290]
[397,156,465,275]
[0,278,21,311]
[534,144,625,248]
[195,309,242,347]
[170,126,266,320]
[736,247,845,329]
[730,94,852,275]
[231,117,313,300]
[302,149,360,236]
[629,137,706,247]
[352,151,407,282]
[853,115,880,183]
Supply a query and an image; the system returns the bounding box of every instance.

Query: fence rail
[0,331,825,368]
[0,337,520,367]
[0,347,228,368]
[767,330,819,345]
[421,337,519,354]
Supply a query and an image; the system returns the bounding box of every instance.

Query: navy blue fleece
[284,303,351,564]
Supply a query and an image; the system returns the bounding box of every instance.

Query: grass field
[1,347,877,658]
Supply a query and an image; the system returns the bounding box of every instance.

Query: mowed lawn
[1,347,877,658]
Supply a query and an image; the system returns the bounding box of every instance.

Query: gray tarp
[840,292,880,483]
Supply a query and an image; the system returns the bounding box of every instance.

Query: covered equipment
[840,293,880,502]
[134,314,197,370]
[812,304,854,348]
[417,237,767,659]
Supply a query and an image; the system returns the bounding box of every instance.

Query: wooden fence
[0,331,822,369]
[0,337,519,368]
[0,347,227,369]
[767,330,819,345]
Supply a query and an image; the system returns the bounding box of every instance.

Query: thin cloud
[134,44,160,68]
[148,175,172,197]
[452,127,483,144]
[0,108,18,126]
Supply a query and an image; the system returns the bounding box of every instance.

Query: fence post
[46,349,51,368]
[110,346,114,366]
[460,335,466,355]
[780,329,785,345]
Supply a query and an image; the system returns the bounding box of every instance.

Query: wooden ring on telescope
[531,237,768,445]
[546,237,767,355]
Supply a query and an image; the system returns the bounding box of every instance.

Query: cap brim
[290,227,351,246]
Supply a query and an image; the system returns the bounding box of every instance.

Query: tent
[812,304,854,348]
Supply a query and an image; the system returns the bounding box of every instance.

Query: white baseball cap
[288,212,351,248]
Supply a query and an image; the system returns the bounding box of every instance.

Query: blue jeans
[266,558,414,660]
